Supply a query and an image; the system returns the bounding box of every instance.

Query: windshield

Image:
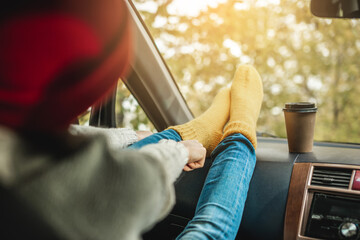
[132,0,360,144]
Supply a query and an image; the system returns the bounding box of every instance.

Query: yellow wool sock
[168,88,230,155]
[222,65,263,149]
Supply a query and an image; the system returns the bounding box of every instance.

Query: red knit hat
[0,0,133,132]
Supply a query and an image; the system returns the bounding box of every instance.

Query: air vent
[311,167,352,189]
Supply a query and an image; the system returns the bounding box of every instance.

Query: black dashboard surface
[296,141,360,165]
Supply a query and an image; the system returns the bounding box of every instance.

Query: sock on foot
[167,88,230,155]
[222,65,263,149]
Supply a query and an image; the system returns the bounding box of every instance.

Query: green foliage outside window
[127,0,360,144]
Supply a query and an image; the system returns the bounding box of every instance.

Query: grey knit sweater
[0,125,188,240]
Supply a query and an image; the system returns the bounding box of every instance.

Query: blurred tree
[118,0,360,143]
[116,81,155,131]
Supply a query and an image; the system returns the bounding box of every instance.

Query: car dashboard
[143,138,360,240]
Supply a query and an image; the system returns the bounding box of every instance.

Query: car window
[132,0,360,144]
[116,81,155,131]
[78,81,155,131]
[78,108,91,126]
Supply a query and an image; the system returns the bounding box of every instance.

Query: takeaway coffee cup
[283,102,317,153]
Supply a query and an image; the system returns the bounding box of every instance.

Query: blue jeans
[130,129,256,240]
[129,129,182,149]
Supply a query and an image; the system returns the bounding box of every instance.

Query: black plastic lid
[283,102,317,113]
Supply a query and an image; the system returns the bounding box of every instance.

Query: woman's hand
[180,140,206,171]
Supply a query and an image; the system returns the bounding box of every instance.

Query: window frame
[90,0,193,131]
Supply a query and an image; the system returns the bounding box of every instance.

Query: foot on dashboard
[168,87,230,156]
[222,65,263,149]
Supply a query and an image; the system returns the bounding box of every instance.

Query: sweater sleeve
[68,124,138,150]
[138,140,188,221]
[13,135,188,240]
[139,140,188,184]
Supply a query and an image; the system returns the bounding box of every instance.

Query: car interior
[81,1,360,240]
[81,1,360,239]
[2,0,358,239]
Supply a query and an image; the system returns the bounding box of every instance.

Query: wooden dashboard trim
[284,163,360,240]
[284,162,312,240]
